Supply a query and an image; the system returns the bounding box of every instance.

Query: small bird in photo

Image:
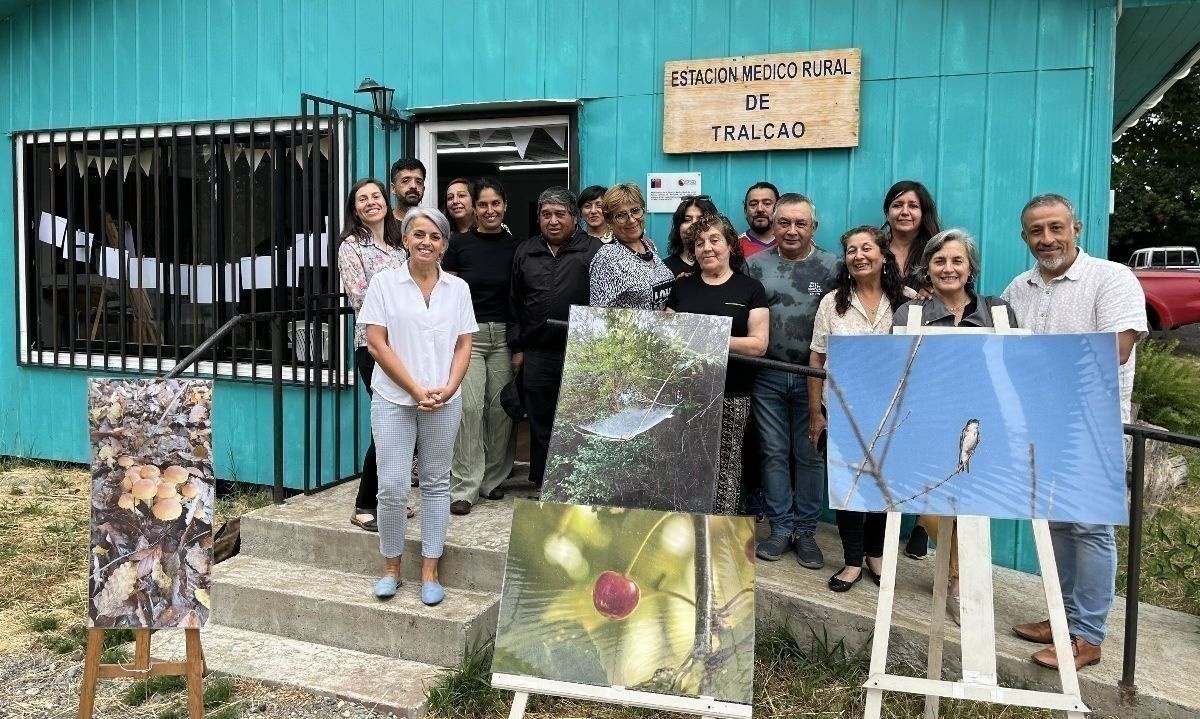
[958,419,981,474]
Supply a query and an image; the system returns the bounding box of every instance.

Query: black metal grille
[13,116,349,380]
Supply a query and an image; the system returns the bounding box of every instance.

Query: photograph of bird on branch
[492,501,756,706]
[543,306,731,514]
[824,333,1128,524]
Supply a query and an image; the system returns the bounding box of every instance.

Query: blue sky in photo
[825,333,1128,524]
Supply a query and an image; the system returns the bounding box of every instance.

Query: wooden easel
[77,627,206,719]
[861,307,1089,718]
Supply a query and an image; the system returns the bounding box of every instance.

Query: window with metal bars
[13,118,352,382]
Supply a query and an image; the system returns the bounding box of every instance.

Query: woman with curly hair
[807,225,913,592]
[666,213,768,514]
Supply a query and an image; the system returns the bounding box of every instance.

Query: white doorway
[414,115,572,240]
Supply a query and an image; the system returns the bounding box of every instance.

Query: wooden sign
[663,49,861,154]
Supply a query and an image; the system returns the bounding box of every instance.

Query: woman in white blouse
[357,208,478,606]
[807,225,914,593]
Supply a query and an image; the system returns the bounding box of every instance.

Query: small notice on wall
[663,49,861,154]
[645,172,702,213]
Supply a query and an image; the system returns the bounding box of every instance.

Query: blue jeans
[752,368,825,537]
[1049,521,1116,645]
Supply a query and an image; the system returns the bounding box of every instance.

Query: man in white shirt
[1002,193,1147,671]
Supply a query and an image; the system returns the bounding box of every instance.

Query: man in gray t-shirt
[745,194,841,568]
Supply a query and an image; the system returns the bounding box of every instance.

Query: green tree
[1110,71,1200,261]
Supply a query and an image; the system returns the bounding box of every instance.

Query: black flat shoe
[865,563,883,586]
[905,525,928,560]
[828,567,863,593]
[351,510,378,533]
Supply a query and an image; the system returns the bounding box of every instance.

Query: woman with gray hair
[892,226,1017,614]
[357,207,478,605]
[894,228,1017,330]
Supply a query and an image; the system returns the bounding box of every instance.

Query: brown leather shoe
[1013,619,1054,644]
[1032,636,1101,670]
[450,500,472,515]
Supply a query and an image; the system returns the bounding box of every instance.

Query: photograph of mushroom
[88,379,215,628]
[492,501,755,706]
[542,306,732,514]
[824,332,1128,524]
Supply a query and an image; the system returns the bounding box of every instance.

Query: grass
[0,459,278,717]
[1118,445,1200,615]
[424,627,1067,719]
[1119,346,1200,616]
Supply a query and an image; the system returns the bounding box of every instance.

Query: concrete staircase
[156,478,532,717]
[154,476,1200,719]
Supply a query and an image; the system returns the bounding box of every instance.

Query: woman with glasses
[589,183,675,310]
[664,195,719,277]
[578,185,611,243]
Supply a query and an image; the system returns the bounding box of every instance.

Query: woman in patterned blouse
[337,178,408,532]
[807,225,912,593]
[589,183,675,310]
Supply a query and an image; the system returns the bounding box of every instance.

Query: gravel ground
[0,647,397,719]
[1152,323,1200,355]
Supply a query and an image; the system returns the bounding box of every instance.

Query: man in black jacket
[508,187,603,488]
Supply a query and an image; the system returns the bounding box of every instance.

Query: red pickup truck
[1136,268,1200,330]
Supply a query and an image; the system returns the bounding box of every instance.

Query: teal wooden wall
[0,0,1123,572]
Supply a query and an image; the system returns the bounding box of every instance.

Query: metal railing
[162,304,354,505]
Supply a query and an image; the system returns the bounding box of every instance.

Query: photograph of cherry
[492,500,755,705]
[87,378,215,628]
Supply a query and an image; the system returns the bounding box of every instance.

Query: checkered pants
[371,396,461,559]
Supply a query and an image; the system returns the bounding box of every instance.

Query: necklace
[621,239,654,261]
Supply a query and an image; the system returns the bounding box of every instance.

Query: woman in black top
[881,179,942,559]
[664,195,719,277]
[881,180,941,290]
[667,214,768,514]
[441,178,521,514]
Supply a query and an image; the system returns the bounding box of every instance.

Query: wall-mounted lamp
[355,77,402,131]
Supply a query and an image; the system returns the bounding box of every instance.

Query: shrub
[1133,340,1200,435]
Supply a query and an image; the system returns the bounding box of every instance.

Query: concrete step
[153,624,442,717]
[240,479,530,594]
[211,555,499,668]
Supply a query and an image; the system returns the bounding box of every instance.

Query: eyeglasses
[612,206,645,223]
[683,194,711,202]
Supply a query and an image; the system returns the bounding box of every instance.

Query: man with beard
[389,158,426,220]
[739,181,779,258]
[508,187,603,490]
[1003,193,1146,671]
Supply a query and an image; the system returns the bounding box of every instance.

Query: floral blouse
[338,234,407,348]
[809,286,918,354]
